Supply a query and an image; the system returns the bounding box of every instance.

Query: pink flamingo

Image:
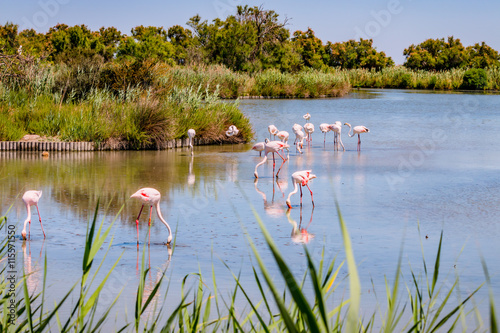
[21,190,45,240]
[344,123,369,151]
[268,125,279,140]
[303,113,311,123]
[286,170,316,208]
[252,138,269,156]
[319,123,331,145]
[254,141,289,178]
[130,188,172,245]
[304,123,314,143]
[329,121,345,151]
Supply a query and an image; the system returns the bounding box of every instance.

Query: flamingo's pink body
[131,188,172,245]
[276,130,289,144]
[286,170,316,208]
[344,123,369,151]
[21,190,44,240]
[303,113,311,123]
[251,139,268,156]
[254,141,289,178]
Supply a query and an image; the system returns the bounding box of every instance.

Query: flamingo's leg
[358,134,361,151]
[305,184,315,207]
[300,185,303,206]
[135,204,144,245]
[276,158,286,178]
[276,150,286,161]
[35,204,46,238]
[148,205,153,245]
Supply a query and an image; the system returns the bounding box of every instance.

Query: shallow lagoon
[2,89,500,329]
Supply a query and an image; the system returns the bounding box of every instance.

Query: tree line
[1,5,498,73]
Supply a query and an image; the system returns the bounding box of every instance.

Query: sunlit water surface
[2,89,500,329]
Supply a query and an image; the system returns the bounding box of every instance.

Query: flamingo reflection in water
[254,177,288,218]
[22,240,45,296]
[286,206,315,244]
[137,245,173,320]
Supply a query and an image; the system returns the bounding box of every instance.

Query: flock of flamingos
[20,113,369,245]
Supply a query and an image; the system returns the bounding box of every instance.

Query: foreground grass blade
[336,202,361,332]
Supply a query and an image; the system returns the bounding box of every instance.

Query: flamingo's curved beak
[286,201,292,209]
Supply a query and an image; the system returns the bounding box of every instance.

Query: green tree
[0,22,20,54]
[117,26,175,64]
[403,36,468,70]
[325,39,393,70]
[466,42,500,68]
[167,25,193,64]
[291,28,326,69]
[461,68,488,89]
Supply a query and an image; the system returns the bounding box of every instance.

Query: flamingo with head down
[286,170,316,208]
[130,188,172,246]
[329,121,345,151]
[254,141,289,178]
[21,190,45,240]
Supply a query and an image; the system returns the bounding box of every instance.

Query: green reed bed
[1,200,497,332]
[348,66,500,90]
[0,83,253,146]
[162,66,351,98]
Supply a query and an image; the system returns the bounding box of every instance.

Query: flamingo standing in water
[130,188,172,245]
[292,124,303,145]
[21,190,45,240]
[187,129,196,156]
[304,123,315,143]
[319,123,331,145]
[254,141,289,178]
[268,125,279,140]
[286,170,316,208]
[294,129,305,154]
[251,138,269,156]
[303,113,311,123]
[344,123,369,151]
[329,121,345,151]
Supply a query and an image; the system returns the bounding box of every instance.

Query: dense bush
[461,68,488,90]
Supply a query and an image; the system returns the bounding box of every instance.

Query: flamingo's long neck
[155,201,172,243]
[22,203,31,235]
[286,180,299,206]
[254,154,268,177]
[347,124,354,137]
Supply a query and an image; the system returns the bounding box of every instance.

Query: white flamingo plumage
[286,170,316,208]
[21,190,45,240]
[268,125,279,140]
[319,123,331,144]
[187,129,196,156]
[130,188,172,245]
[276,130,289,144]
[304,123,315,142]
[329,121,345,151]
[226,125,239,137]
[254,141,289,178]
[303,113,311,123]
[294,129,305,154]
[344,123,369,151]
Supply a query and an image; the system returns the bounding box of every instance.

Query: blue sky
[1,0,499,64]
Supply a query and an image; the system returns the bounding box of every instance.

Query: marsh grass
[0,199,497,332]
[349,66,500,90]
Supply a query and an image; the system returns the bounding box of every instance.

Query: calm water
[2,89,500,329]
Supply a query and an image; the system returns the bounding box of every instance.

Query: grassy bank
[0,83,253,146]
[348,66,500,90]
[1,201,497,332]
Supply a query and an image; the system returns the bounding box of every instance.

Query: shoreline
[0,137,241,152]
